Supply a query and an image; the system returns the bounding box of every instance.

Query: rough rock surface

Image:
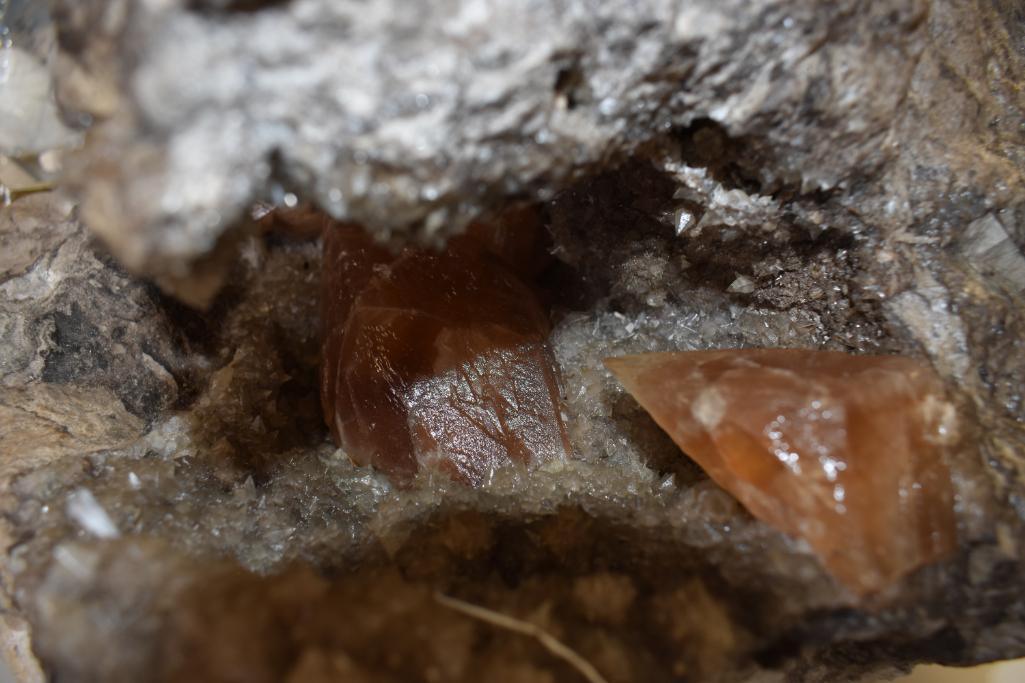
[54,0,1023,302]
[1,0,1024,681]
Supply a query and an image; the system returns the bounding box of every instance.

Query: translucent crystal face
[605,349,958,594]
[321,224,570,486]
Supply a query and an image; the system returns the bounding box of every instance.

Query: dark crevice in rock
[186,0,293,14]
[674,119,769,197]
[552,58,590,111]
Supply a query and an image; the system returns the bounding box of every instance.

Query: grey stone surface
[54,0,1015,302]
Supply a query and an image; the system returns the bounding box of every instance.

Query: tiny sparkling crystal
[321,222,570,486]
[605,349,958,594]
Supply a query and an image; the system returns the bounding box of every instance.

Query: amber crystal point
[604,349,958,594]
[321,223,571,486]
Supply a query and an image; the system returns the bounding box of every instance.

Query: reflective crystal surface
[321,225,570,485]
[605,349,958,594]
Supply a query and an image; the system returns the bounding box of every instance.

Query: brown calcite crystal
[604,349,958,595]
[321,223,571,486]
[319,222,392,437]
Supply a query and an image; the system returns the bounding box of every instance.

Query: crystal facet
[605,349,958,594]
[321,224,570,486]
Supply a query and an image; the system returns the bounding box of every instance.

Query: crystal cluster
[605,349,958,594]
[321,223,570,486]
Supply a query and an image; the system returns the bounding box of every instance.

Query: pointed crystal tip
[605,349,958,594]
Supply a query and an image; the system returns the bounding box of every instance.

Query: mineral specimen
[321,223,571,486]
[4,0,1025,680]
[605,349,958,594]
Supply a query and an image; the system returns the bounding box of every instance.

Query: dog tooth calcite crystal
[605,349,958,594]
